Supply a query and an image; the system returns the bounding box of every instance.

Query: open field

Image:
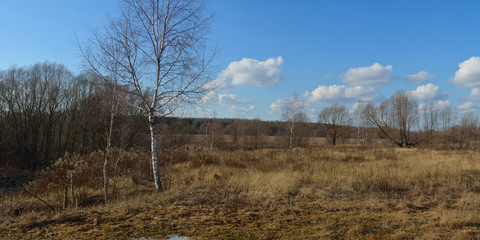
[2,146,480,239]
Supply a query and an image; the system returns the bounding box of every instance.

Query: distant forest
[1,62,479,176]
[0,62,319,172]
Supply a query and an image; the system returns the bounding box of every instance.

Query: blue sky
[2,1,480,121]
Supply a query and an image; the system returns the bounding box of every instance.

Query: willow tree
[86,0,214,191]
[318,103,350,146]
[365,91,421,147]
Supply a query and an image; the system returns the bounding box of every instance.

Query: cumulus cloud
[270,99,286,114]
[457,101,478,114]
[468,88,480,100]
[408,83,446,101]
[269,97,306,114]
[458,101,476,110]
[349,101,367,115]
[198,92,252,106]
[341,63,395,86]
[405,71,436,83]
[228,105,255,113]
[215,56,284,87]
[419,100,451,114]
[198,90,216,104]
[436,100,450,108]
[305,84,380,103]
[218,94,251,105]
[204,78,233,92]
[451,56,480,88]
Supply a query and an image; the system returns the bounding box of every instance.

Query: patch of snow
[132,234,188,240]
[167,235,188,240]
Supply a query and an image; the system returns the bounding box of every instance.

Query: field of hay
[2,146,480,239]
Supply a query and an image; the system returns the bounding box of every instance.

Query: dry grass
[2,146,480,239]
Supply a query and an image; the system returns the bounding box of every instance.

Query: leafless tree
[79,21,125,202]
[83,0,215,191]
[366,91,421,147]
[0,72,11,166]
[248,118,267,150]
[318,103,350,146]
[457,112,478,149]
[420,103,440,145]
[0,63,77,169]
[439,105,454,144]
[227,119,246,150]
[282,95,309,149]
[201,118,224,149]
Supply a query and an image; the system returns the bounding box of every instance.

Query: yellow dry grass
[1,146,480,239]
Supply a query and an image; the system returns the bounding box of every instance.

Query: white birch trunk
[104,110,114,203]
[149,113,163,191]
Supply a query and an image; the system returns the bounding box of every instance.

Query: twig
[22,186,56,211]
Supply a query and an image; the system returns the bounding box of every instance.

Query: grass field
[1,146,480,239]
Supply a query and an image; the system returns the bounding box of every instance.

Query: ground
[1,147,480,239]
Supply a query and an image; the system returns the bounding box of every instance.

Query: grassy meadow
[1,145,480,239]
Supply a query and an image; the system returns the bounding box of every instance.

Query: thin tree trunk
[289,122,294,149]
[149,113,163,192]
[70,173,75,208]
[104,85,116,204]
[63,183,68,209]
[103,147,109,203]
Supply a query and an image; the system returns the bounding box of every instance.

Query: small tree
[282,95,308,149]
[318,103,350,146]
[84,0,215,191]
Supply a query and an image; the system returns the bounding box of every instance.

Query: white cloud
[457,101,478,114]
[341,63,395,86]
[436,100,450,108]
[228,105,255,113]
[215,56,284,87]
[269,97,305,114]
[198,90,216,104]
[349,101,367,115]
[305,84,380,103]
[322,73,332,79]
[405,71,436,83]
[198,92,252,106]
[218,94,251,105]
[204,78,233,92]
[451,56,480,88]
[270,99,286,114]
[408,83,446,101]
[193,107,213,118]
[468,88,480,100]
[458,101,476,110]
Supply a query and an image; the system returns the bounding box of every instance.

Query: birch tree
[84,0,214,191]
[282,95,308,149]
[80,23,123,202]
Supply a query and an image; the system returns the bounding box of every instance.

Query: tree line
[2,63,478,174]
[316,91,476,149]
[0,63,144,172]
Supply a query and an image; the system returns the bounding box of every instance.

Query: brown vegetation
[2,146,480,239]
